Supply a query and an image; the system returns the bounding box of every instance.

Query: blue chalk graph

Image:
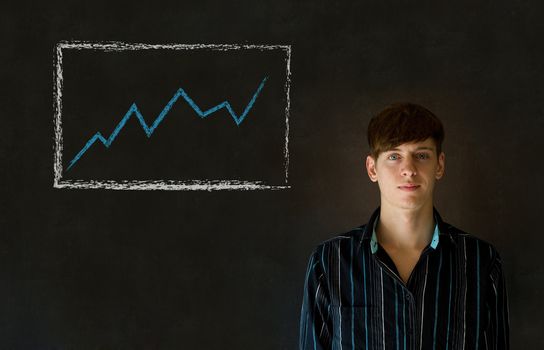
[66,76,268,171]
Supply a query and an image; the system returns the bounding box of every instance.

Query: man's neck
[376,201,435,251]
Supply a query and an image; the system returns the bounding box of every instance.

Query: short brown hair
[367,102,445,160]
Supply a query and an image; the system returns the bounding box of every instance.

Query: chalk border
[53,41,291,191]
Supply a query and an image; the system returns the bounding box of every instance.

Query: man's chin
[387,198,428,211]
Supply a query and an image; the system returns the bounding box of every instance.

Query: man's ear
[435,152,445,180]
[366,155,378,182]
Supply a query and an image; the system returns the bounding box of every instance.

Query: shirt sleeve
[485,250,510,349]
[299,247,333,350]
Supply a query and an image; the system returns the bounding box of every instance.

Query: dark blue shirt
[299,206,509,349]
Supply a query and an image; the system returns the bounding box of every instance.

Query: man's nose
[401,159,417,176]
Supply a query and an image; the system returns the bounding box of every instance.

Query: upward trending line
[66,76,268,171]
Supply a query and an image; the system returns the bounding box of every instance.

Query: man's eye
[416,153,429,160]
[388,154,399,160]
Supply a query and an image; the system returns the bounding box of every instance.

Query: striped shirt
[299,206,509,350]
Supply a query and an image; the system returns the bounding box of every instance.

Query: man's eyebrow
[386,146,435,152]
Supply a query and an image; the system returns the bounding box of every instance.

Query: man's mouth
[398,184,420,191]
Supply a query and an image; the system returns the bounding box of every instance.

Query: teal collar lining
[370,213,440,254]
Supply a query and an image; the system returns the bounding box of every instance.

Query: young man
[299,103,509,349]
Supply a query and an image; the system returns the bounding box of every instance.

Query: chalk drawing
[53,41,291,191]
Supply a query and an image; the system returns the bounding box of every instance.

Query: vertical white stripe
[381,269,385,350]
[314,284,322,307]
[462,237,467,350]
[419,258,429,349]
[490,278,498,342]
[338,243,342,350]
[319,321,326,338]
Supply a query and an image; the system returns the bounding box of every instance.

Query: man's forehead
[385,139,436,152]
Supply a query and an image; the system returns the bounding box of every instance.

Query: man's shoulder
[441,221,503,265]
[310,224,368,255]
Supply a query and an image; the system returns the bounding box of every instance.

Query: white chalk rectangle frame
[53,41,291,191]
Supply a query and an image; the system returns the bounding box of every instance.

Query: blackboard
[2,0,544,348]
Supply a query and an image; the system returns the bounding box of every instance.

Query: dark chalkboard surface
[2,0,543,348]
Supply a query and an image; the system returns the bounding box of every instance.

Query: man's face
[365,138,445,211]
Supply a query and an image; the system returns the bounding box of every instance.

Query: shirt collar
[367,207,442,254]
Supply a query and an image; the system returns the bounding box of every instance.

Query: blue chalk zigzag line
[66,76,268,170]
